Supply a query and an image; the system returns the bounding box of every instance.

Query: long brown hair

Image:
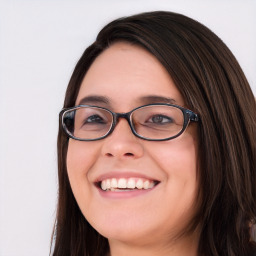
[51,11,256,256]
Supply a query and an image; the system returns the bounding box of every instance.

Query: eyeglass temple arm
[187,110,199,122]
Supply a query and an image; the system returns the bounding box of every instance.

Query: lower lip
[96,186,157,199]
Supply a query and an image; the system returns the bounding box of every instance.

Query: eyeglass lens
[63,105,185,140]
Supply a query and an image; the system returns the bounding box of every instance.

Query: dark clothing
[249,246,256,256]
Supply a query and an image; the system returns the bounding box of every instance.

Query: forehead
[76,42,184,109]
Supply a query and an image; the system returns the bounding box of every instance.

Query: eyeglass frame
[60,103,199,142]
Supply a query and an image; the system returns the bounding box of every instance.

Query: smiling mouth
[96,178,159,192]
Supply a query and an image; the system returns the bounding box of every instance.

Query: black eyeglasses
[60,103,199,141]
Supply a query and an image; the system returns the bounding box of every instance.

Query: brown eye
[85,115,106,124]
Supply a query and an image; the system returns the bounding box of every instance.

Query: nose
[101,118,144,159]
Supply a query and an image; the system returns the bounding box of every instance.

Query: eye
[73,108,111,132]
[84,115,105,124]
[147,114,173,124]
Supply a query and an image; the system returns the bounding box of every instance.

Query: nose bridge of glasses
[114,112,132,126]
[107,112,135,138]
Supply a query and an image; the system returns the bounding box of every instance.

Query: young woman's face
[67,42,199,247]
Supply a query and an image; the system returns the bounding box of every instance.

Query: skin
[67,42,200,256]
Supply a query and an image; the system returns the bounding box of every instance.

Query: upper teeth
[100,178,155,191]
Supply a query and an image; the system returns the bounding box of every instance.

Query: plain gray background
[0,0,255,255]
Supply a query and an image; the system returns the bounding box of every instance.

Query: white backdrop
[0,1,255,255]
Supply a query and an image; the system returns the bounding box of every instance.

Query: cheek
[67,140,99,174]
[151,133,198,177]
[148,131,199,211]
[140,132,199,233]
[66,140,100,199]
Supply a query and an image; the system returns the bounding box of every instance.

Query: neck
[108,230,200,256]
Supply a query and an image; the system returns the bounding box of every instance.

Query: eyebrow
[78,95,110,105]
[77,95,176,107]
[138,95,176,105]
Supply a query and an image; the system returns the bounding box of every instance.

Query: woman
[51,11,256,256]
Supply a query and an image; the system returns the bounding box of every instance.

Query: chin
[88,212,166,246]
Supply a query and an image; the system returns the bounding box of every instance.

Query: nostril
[124,153,134,157]
[105,152,134,158]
